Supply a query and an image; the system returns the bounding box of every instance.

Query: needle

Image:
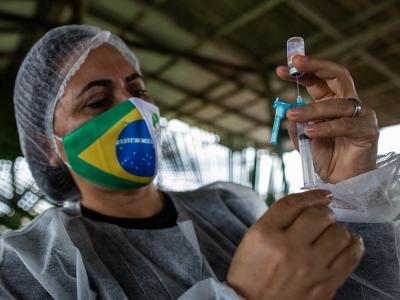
[296,75,300,98]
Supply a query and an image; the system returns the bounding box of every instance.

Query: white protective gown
[1,153,400,300]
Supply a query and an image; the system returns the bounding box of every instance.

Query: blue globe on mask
[116,119,156,177]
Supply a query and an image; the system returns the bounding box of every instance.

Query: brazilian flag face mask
[55,97,161,190]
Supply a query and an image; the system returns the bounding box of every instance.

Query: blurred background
[0,0,400,232]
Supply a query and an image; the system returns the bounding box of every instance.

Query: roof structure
[0,0,400,153]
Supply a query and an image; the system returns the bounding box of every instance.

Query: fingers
[286,98,369,122]
[276,56,357,99]
[276,66,333,101]
[292,56,351,81]
[328,235,365,284]
[276,56,349,81]
[287,205,336,245]
[312,224,352,266]
[261,190,332,230]
[276,65,321,86]
[309,235,364,299]
[303,117,377,140]
[285,98,379,141]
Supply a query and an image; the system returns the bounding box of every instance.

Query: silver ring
[346,97,362,118]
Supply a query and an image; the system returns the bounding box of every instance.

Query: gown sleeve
[317,152,400,299]
[178,278,244,300]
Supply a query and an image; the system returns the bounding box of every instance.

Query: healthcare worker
[0,25,399,299]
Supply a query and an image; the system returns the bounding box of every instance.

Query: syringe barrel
[297,122,317,189]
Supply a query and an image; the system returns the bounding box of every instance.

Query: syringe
[270,95,317,189]
[295,95,317,189]
[270,37,317,189]
[288,37,317,189]
[282,37,317,189]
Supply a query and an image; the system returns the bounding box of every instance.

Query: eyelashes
[85,89,149,110]
[86,98,109,109]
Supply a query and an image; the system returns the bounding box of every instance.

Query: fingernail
[305,124,318,132]
[294,55,308,62]
[287,107,303,117]
[321,190,333,199]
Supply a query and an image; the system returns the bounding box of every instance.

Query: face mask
[55,97,161,190]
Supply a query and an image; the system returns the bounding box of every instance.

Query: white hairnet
[13,25,142,203]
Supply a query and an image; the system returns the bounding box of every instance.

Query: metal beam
[358,52,400,89]
[146,0,283,75]
[0,0,82,27]
[88,5,262,74]
[68,0,84,24]
[305,0,397,48]
[285,0,400,89]
[2,0,73,75]
[380,42,400,57]
[360,81,396,99]
[213,0,284,38]
[198,0,398,138]
[131,0,283,62]
[0,7,272,142]
[0,26,28,33]
[349,41,400,71]
[175,93,262,122]
[319,18,400,58]
[264,0,400,64]
[341,0,397,29]
[88,4,268,101]
[125,39,261,74]
[156,101,267,148]
[145,72,271,127]
[126,0,400,137]
[144,0,282,121]
[0,10,59,29]
[123,1,280,136]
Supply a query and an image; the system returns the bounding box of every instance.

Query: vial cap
[289,67,303,77]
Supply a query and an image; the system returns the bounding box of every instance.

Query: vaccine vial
[287,37,305,77]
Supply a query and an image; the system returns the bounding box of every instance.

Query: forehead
[66,44,137,88]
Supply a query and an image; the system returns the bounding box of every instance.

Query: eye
[132,89,148,99]
[86,98,109,109]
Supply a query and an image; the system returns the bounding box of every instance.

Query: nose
[113,85,132,105]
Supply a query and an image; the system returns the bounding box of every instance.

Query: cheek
[53,102,69,137]
[53,101,90,137]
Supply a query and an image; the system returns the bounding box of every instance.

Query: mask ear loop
[53,135,72,169]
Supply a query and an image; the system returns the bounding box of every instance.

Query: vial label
[287,38,305,67]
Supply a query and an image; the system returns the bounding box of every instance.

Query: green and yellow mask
[55,97,161,190]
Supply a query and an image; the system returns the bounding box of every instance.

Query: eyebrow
[125,73,143,83]
[78,79,112,98]
[78,73,143,98]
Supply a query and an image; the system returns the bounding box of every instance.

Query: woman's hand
[276,56,379,183]
[227,190,364,300]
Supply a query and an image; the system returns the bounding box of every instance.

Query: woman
[1,25,399,299]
